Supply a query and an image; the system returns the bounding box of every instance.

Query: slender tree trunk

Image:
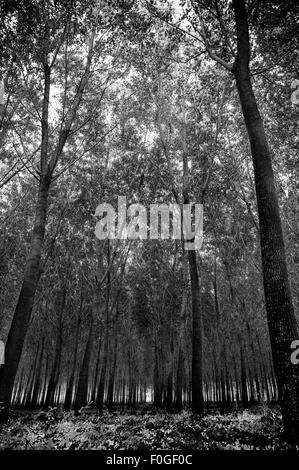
[176,347,184,411]
[127,350,133,409]
[89,338,101,406]
[24,347,40,410]
[30,337,45,410]
[121,372,126,409]
[188,249,204,414]
[74,317,94,414]
[232,0,299,441]
[233,357,240,406]
[97,242,111,412]
[44,323,63,409]
[107,308,118,412]
[153,339,163,407]
[64,307,81,410]
[44,287,66,409]
[166,327,174,412]
[96,318,108,412]
[12,368,25,408]
[40,352,50,407]
[240,345,249,409]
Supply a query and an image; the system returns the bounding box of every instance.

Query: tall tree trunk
[89,338,101,406]
[64,303,82,410]
[44,286,66,408]
[176,347,184,411]
[0,178,50,421]
[30,337,45,410]
[240,345,249,409]
[74,317,94,414]
[0,61,51,422]
[121,371,126,409]
[127,350,133,408]
[153,338,163,407]
[166,325,174,412]
[106,340,117,412]
[44,323,63,409]
[107,306,119,412]
[24,345,40,410]
[40,352,50,407]
[182,118,206,413]
[232,0,299,441]
[97,241,110,412]
[176,245,188,412]
[188,249,204,414]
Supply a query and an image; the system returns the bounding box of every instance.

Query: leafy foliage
[0,406,297,450]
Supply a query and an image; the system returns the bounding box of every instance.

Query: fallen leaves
[0,405,297,450]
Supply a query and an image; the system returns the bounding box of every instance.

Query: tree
[0,0,108,421]
[231,0,299,441]
[184,0,299,441]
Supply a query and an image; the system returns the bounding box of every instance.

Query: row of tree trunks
[10,349,278,411]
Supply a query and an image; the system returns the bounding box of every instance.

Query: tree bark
[64,301,82,410]
[240,345,249,409]
[74,317,94,414]
[107,306,119,412]
[97,242,111,412]
[30,337,45,410]
[44,288,65,408]
[0,175,50,421]
[232,0,299,441]
[188,249,204,414]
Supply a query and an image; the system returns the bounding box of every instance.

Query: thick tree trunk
[0,175,50,421]
[0,61,51,421]
[232,0,299,441]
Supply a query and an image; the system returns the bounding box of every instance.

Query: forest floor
[0,404,298,450]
